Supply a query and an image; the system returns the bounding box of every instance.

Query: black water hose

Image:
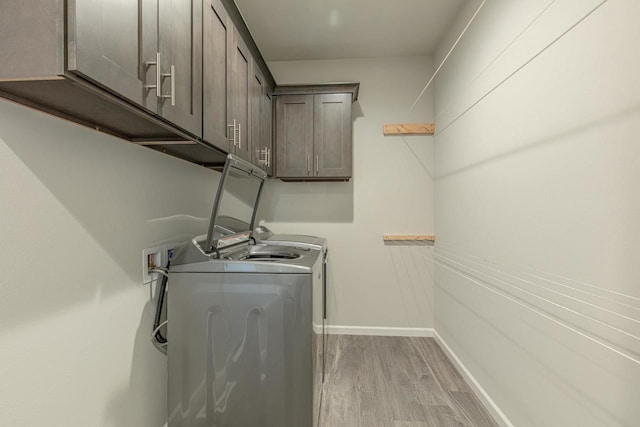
[153,260,170,345]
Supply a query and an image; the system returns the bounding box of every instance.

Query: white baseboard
[434,331,513,427]
[313,323,434,337]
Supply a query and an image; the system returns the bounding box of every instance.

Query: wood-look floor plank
[319,336,498,427]
[402,338,451,406]
[361,337,395,422]
[448,392,498,427]
[374,337,439,411]
[412,338,469,392]
[320,383,361,427]
[359,389,392,427]
[425,405,467,427]
[394,422,432,427]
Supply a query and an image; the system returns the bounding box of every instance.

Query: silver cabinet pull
[227,120,236,143]
[229,120,239,147]
[144,52,161,98]
[237,123,241,149]
[170,65,175,106]
[258,148,268,166]
[266,147,271,167]
[233,120,237,145]
[161,65,176,106]
[306,157,310,175]
[316,155,319,175]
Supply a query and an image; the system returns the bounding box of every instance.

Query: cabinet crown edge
[273,82,360,102]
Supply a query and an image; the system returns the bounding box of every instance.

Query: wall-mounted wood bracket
[383,123,435,135]
[383,235,435,242]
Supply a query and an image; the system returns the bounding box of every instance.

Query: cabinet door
[275,95,314,178]
[67,0,145,106]
[158,0,202,137]
[261,92,274,176]
[230,30,251,161]
[250,64,266,170]
[203,0,232,151]
[313,93,352,178]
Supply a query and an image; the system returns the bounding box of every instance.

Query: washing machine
[252,226,329,381]
[166,155,321,427]
[168,240,321,427]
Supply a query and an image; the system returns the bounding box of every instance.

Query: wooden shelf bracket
[383,235,435,242]
[383,123,435,136]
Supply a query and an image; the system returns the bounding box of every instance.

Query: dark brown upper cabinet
[275,95,314,178]
[66,0,150,109]
[0,0,206,139]
[274,83,359,181]
[203,0,273,165]
[260,92,274,176]
[155,0,203,137]
[250,64,274,175]
[0,0,312,172]
[230,29,252,162]
[69,0,202,137]
[203,0,233,152]
[313,93,353,178]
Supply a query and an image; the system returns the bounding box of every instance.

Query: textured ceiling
[234,0,466,61]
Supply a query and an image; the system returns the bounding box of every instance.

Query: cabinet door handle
[306,157,310,175]
[267,147,271,167]
[170,65,176,106]
[227,120,236,143]
[161,65,176,106]
[257,148,267,166]
[237,123,241,149]
[316,155,319,175]
[144,52,161,99]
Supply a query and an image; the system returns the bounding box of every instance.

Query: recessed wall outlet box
[142,246,164,285]
[163,242,180,264]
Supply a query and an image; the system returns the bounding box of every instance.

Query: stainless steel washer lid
[170,242,320,274]
[204,154,267,254]
[253,226,327,251]
[264,234,327,251]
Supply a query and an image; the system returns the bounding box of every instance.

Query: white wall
[259,57,435,333]
[433,1,640,425]
[0,99,219,426]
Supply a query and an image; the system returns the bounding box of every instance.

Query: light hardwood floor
[317,335,498,427]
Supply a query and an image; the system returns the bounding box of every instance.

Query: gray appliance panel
[168,272,314,427]
[262,234,327,251]
[253,227,327,252]
[205,154,266,253]
[170,241,320,273]
[253,230,329,384]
